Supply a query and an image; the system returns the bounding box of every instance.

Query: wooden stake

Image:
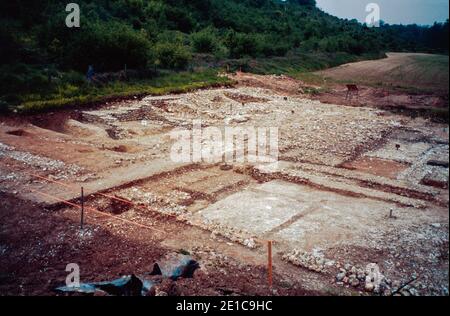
[80,187,85,230]
[268,240,273,288]
[389,208,395,219]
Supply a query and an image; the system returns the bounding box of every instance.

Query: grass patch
[12,70,231,114]
[292,72,328,86]
[225,52,385,76]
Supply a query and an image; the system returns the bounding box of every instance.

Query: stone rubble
[0,142,84,180]
[282,249,335,273]
[332,262,428,296]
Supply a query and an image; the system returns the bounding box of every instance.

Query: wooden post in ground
[80,187,85,230]
[268,240,273,288]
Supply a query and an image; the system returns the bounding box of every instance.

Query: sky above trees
[316,0,449,25]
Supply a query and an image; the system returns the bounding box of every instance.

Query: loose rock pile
[282,249,335,273]
[334,263,422,296]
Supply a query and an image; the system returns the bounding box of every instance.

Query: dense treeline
[0,0,448,105]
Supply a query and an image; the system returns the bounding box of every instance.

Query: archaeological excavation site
[0,70,448,297]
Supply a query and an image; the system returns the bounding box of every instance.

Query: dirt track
[0,64,449,296]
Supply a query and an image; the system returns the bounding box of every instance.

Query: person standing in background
[87,65,94,84]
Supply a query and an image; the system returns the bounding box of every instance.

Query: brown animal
[346,84,359,100]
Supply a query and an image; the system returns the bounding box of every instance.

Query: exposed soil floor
[0,61,449,296]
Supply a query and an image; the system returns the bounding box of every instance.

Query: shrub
[0,63,49,96]
[257,34,290,57]
[66,21,153,72]
[0,19,21,64]
[191,28,219,53]
[225,32,259,58]
[155,42,192,69]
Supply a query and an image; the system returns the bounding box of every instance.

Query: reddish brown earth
[341,157,410,179]
[0,192,317,296]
